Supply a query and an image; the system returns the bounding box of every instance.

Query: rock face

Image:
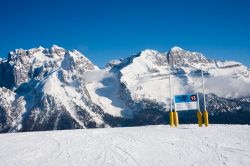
[0,45,250,133]
[0,87,25,132]
[0,45,110,132]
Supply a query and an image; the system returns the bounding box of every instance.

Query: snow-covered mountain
[0,45,109,132]
[0,45,250,132]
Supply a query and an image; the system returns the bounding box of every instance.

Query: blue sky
[0,0,249,67]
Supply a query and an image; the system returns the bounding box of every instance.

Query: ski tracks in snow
[0,125,249,166]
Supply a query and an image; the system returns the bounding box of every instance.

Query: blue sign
[174,94,198,103]
[174,94,199,111]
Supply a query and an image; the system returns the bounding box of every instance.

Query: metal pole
[197,93,200,111]
[201,64,209,126]
[197,92,202,127]
[201,64,207,111]
[169,74,172,112]
[169,72,174,127]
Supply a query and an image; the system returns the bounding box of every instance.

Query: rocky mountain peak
[0,45,98,89]
[167,46,209,67]
[170,46,183,52]
[51,44,64,50]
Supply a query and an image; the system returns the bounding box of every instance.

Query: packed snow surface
[0,125,249,166]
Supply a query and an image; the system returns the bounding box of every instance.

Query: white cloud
[81,70,114,83]
[205,76,250,98]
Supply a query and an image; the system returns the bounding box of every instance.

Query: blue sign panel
[174,94,199,111]
[174,94,198,103]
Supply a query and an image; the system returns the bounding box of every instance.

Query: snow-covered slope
[97,47,250,116]
[167,47,250,98]
[85,47,250,125]
[112,47,250,105]
[0,125,249,166]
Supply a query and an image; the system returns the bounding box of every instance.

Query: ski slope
[0,125,249,166]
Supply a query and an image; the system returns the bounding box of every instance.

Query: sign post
[201,65,209,127]
[197,93,203,127]
[174,93,201,127]
[169,74,174,127]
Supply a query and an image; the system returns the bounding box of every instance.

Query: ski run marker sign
[174,94,199,111]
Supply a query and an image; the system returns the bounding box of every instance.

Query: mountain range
[0,45,250,133]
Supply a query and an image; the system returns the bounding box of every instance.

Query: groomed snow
[0,125,249,166]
